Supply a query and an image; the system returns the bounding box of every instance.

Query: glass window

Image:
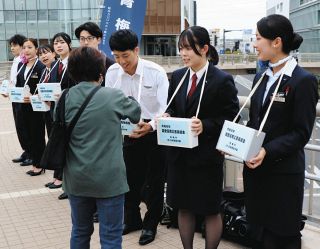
[38,10,48,21]
[48,22,61,38]
[26,0,36,10]
[0,10,4,24]
[37,0,48,9]
[70,10,81,22]
[16,23,27,36]
[71,21,83,39]
[5,24,17,39]
[27,23,38,38]
[4,0,15,10]
[0,41,8,61]
[90,0,99,7]
[0,23,5,40]
[15,0,26,10]
[38,22,50,39]
[82,0,90,8]
[81,9,90,20]
[48,0,69,9]
[318,10,320,24]
[16,11,27,22]
[4,11,15,22]
[27,11,37,22]
[71,0,82,9]
[49,10,59,21]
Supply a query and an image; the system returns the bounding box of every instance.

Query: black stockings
[178,209,222,249]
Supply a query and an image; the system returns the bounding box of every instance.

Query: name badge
[121,118,139,135]
[9,87,25,103]
[37,83,61,101]
[157,117,198,148]
[0,80,10,95]
[30,95,50,112]
[271,92,286,103]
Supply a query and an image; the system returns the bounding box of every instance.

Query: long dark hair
[178,26,219,65]
[257,14,303,54]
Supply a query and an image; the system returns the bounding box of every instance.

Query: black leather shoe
[26,170,34,175]
[122,223,142,235]
[29,169,45,176]
[45,182,54,187]
[139,229,156,245]
[12,156,25,163]
[48,183,62,189]
[58,192,68,200]
[20,159,33,166]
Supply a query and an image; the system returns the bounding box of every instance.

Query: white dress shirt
[61,56,68,68]
[263,58,297,103]
[10,56,21,85]
[187,61,208,98]
[105,58,169,130]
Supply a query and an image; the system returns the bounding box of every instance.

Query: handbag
[220,191,253,246]
[40,86,101,170]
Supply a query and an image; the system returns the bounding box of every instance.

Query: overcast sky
[197,0,267,37]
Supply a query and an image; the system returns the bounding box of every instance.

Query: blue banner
[99,0,147,57]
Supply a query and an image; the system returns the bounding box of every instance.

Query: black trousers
[44,111,53,137]
[123,132,165,231]
[12,103,31,159]
[19,104,45,167]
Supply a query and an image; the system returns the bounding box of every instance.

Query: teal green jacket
[62,82,141,198]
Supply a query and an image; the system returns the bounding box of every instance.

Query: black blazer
[16,60,46,94]
[48,61,76,90]
[101,56,115,87]
[166,62,239,166]
[247,65,318,174]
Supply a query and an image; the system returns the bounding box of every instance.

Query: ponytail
[208,44,219,65]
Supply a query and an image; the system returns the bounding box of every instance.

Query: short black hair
[257,14,303,54]
[9,34,26,46]
[52,32,72,50]
[109,29,138,51]
[75,22,102,39]
[37,44,55,56]
[68,47,106,82]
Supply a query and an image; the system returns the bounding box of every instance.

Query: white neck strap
[165,61,209,118]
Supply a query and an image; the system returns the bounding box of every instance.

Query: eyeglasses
[79,36,96,42]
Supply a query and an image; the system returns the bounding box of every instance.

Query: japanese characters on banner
[99,0,147,57]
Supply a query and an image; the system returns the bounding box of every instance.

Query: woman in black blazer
[244,15,319,249]
[164,26,239,249]
[16,38,46,176]
[45,33,76,198]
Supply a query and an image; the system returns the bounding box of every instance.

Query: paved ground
[0,96,320,249]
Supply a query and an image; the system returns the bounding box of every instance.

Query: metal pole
[308,132,315,215]
[223,29,225,54]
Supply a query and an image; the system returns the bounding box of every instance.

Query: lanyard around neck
[23,58,39,87]
[165,61,209,118]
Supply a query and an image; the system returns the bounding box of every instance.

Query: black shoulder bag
[40,86,101,170]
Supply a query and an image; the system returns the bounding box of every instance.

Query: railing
[225,96,320,222]
[0,62,11,81]
[141,53,320,68]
